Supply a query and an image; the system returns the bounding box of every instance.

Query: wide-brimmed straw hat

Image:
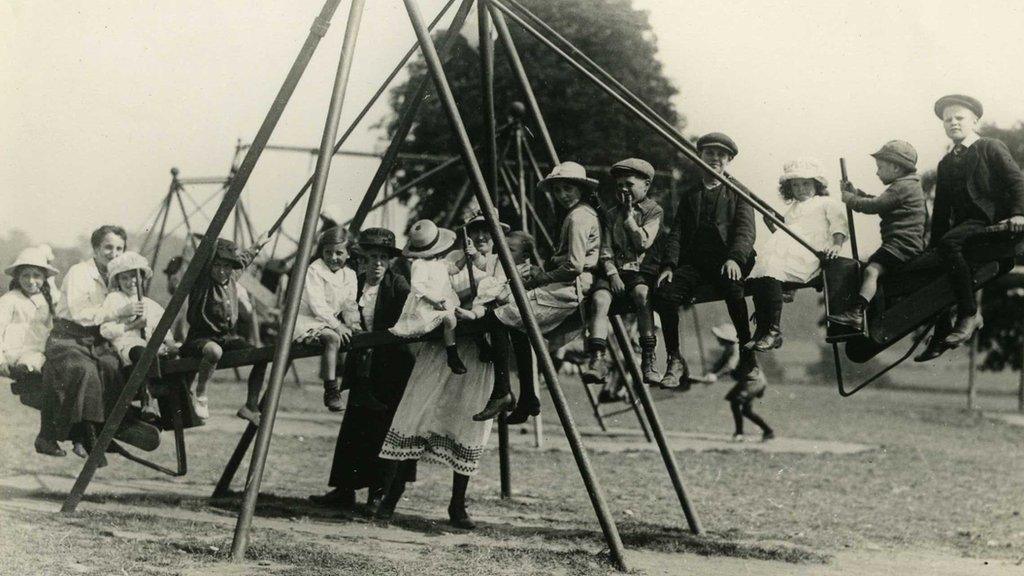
[107,251,153,281]
[464,212,511,235]
[403,220,457,258]
[538,161,599,191]
[711,323,738,343]
[354,227,402,258]
[778,157,829,189]
[5,247,59,278]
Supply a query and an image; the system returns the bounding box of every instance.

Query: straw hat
[538,161,599,191]
[403,220,457,258]
[778,157,829,189]
[711,323,738,343]
[5,247,59,278]
[107,251,152,281]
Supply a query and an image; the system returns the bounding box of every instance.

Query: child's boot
[639,336,662,385]
[827,297,866,331]
[660,353,690,389]
[752,302,783,351]
[446,345,467,375]
[323,379,344,412]
[34,435,66,457]
[944,312,983,347]
[580,338,609,384]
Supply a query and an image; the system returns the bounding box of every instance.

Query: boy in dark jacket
[914,94,1024,360]
[653,132,758,388]
[182,235,269,421]
[829,140,926,330]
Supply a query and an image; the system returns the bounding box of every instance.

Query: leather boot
[505,396,540,425]
[827,302,865,331]
[944,313,983,348]
[660,354,690,389]
[580,349,610,384]
[752,302,783,352]
[34,435,66,457]
[639,337,662,385]
[472,393,515,422]
[447,503,477,530]
[323,380,344,412]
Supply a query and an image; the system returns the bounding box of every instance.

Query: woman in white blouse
[39,225,140,464]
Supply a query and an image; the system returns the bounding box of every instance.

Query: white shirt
[358,282,380,331]
[56,259,110,326]
[955,132,980,151]
[297,259,359,331]
[0,289,56,363]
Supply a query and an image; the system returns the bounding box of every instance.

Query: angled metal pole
[490,0,817,257]
[347,0,476,235]
[607,337,653,442]
[231,0,366,560]
[403,0,627,568]
[139,186,171,257]
[611,316,702,533]
[61,0,347,515]
[173,186,199,251]
[498,0,783,223]
[260,0,464,238]
[489,6,557,164]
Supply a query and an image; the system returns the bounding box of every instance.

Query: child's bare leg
[829,263,884,331]
[237,362,266,426]
[858,262,884,303]
[444,313,467,374]
[193,341,222,419]
[632,284,662,384]
[320,330,344,411]
[581,289,612,384]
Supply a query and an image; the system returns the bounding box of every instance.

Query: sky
[3,0,1024,257]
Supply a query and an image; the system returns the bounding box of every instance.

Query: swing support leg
[212,362,269,498]
[611,316,702,534]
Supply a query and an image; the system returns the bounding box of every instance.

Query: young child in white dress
[0,247,60,379]
[293,226,360,413]
[746,158,848,351]
[99,252,179,365]
[389,220,466,374]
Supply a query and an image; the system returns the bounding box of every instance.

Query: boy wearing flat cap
[915,94,1024,360]
[581,158,664,385]
[652,132,759,388]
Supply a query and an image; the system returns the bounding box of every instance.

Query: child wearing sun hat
[0,247,61,379]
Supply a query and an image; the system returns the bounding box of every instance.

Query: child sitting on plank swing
[292,226,360,413]
[0,247,60,381]
[181,233,270,422]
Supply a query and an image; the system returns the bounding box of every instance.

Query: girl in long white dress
[389,220,466,374]
[746,158,848,351]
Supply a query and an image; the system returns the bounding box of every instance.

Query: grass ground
[1,350,1023,575]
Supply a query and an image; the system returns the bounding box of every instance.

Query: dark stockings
[450,472,470,509]
[730,399,772,435]
[657,303,682,357]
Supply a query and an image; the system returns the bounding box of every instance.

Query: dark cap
[934,94,983,119]
[213,238,245,269]
[611,158,655,180]
[697,132,738,157]
[355,227,402,257]
[870,140,918,171]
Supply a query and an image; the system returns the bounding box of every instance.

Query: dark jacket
[185,245,259,340]
[845,174,926,262]
[661,177,756,268]
[932,137,1024,243]
[329,268,416,491]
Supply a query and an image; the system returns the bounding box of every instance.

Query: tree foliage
[976,122,1024,372]
[380,0,685,236]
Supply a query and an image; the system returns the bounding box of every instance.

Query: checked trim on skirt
[381,430,484,476]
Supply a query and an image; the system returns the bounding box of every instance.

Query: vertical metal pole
[347,0,476,235]
[611,316,702,534]
[61,0,347,515]
[967,295,980,410]
[515,125,527,231]
[840,158,859,261]
[230,0,366,560]
[479,0,512,501]
[531,350,543,448]
[402,1,627,568]
[1018,320,1024,413]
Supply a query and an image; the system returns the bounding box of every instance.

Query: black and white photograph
[2,0,1023,574]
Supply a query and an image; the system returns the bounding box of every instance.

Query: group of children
[5,93,1022,446]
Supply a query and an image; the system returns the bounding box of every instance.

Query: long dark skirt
[41,332,125,441]
[329,397,416,491]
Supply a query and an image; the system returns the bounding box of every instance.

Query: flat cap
[611,158,655,180]
[934,94,983,119]
[870,140,918,171]
[213,238,245,269]
[696,132,738,157]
